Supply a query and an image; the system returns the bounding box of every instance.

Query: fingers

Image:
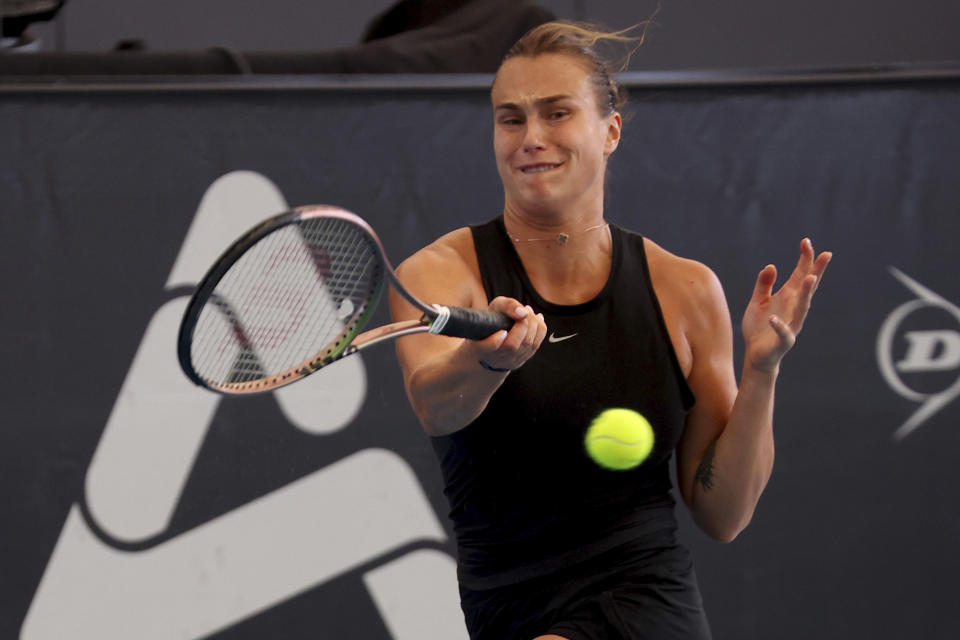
[474,298,547,371]
[744,240,831,369]
[497,304,545,354]
[799,238,832,277]
[812,249,832,285]
[789,275,817,328]
[799,237,815,271]
[779,237,814,290]
[487,296,528,320]
[768,314,796,349]
[798,238,832,299]
[781,239,832,330]
[751,264,777,302]
[500,305,545,351]
[770,238,832,296]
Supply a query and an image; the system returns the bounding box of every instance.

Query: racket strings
[190,217,381,385]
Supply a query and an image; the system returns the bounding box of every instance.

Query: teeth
[521,164,558,173]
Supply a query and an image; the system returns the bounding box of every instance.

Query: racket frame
[178,205,445,395]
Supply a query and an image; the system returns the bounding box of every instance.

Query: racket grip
[439,306,514,340]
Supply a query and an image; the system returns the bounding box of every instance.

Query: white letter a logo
[22,172,465,640]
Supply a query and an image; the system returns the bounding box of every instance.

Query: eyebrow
[493,94,574,111]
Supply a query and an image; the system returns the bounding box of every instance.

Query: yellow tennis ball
[584,408,655,470]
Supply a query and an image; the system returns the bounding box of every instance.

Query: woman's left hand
[742,238,832,372]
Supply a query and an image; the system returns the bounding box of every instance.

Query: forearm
[690,365,778,542]
[406,342,508,436]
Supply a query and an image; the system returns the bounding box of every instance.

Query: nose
[522,119,547,153]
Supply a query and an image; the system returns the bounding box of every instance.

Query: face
[491,53,621,216]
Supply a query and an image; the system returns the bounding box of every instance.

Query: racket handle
[437,306,515,340]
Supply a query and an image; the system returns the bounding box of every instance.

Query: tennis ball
[584,408,655,470]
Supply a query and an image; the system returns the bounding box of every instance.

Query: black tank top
[431,216,695,590]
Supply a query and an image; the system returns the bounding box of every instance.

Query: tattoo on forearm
[695,442,717,492]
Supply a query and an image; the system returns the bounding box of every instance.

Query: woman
[389,21,831,640]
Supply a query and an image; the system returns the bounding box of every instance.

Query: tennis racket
[178,205,512,394]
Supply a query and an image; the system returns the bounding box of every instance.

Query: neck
[505,219,608,247]
[513,224,615,305]
[502,194,606,246]
[501,202,613,305]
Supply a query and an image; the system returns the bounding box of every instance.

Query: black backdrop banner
[2,77,959,639]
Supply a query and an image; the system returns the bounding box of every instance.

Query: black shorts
[459,542,712,640]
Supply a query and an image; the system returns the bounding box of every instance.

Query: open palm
[742,238,832,372]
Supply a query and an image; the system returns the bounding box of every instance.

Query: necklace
[507,222,608,246]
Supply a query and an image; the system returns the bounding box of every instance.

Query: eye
[548,110,569,120]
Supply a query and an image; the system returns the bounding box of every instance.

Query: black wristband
[479,360,511,373]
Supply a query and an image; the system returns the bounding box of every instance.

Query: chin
[515,197,568,218]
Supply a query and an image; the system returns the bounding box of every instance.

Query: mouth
[518,163,562,174]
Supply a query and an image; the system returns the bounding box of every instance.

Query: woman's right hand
[465,296,547,374]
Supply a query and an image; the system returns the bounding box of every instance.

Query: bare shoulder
[643,238,725,309]
[642,237,733,380]
[396,227,478,287]
[394,227,486,312]
[643,236,731,367]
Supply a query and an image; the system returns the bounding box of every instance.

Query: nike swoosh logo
[548,332,578,343]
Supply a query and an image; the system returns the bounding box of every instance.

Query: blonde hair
[501,20,651,115]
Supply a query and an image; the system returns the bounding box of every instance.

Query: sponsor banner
[1,81,958,639]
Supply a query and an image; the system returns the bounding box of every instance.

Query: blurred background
[3,2,959,640]
[4,0,960,71]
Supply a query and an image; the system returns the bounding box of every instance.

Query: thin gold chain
[508,223,608,246]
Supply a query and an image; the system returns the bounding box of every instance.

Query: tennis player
[390,21,831,640]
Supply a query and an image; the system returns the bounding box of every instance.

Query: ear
[604,111,622,155]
